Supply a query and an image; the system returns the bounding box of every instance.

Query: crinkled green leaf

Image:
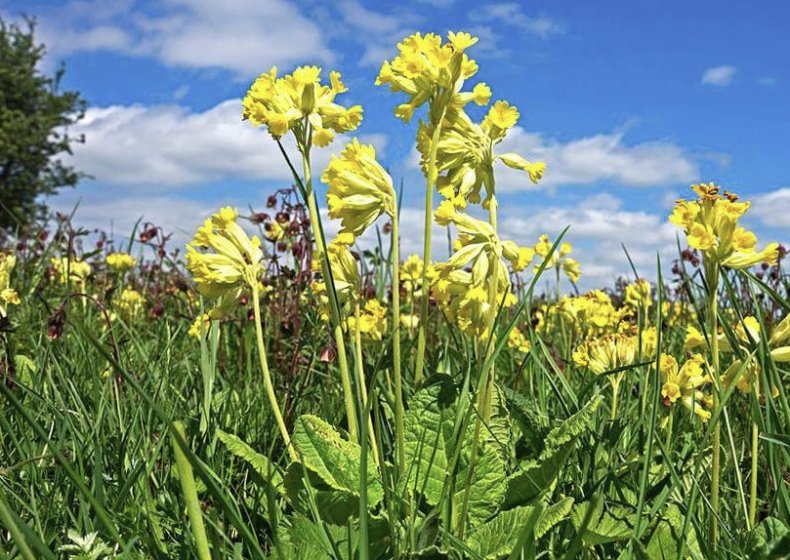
[216,430,283,495]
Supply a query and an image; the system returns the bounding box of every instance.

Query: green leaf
[216,430,284,495]
[451,433,507,530]
[535,497,574,539]
[748,517,790,560]
[541,395,603,459]
[467,504,550,559]
[501,387,550,453]
[644,504,703,560]
[292,415,383,506]
[571,501,634,547]
[401,386,459,506]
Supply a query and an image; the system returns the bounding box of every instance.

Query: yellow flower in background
[401,254,436,298]
[573,333,637,375]
[347,299,388,341]
[0,253,19,317]
[116,289,144,322]
[321,238,361,303]
[659,353,712,421]
[188,313,212,339]
[51,257,91,286]
[186,207,262,311]
[669,184,778,270]
[684,325,706,350]
[322,139,396,241]
[106,252,136,271]
[507,327,531,354]
[624,279,652,309]
[533,234,582,284]
[243,66,362,147]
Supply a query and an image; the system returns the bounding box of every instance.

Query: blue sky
[3,0,789,287]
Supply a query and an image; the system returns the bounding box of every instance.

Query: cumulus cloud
[496,127,699,190]
[34,0,331,76]
[701,65,737,86]
[68,99,387,187]
[498,194,681,287]
[470,3,562,37]
[749,188,790,229]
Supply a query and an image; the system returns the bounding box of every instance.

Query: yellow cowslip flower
[573,333,637,375]
[186,207,262,310]
[0,253,19,317]
[421,101,545,209]
[115,289,144,322]
[400,254,436,298]
[243,66,362,147]
[188,313,211,339]
[669,184,779,270]
[322,139,396,241]
[684,325,705,351]
[533,234,581,284]
[624,279,652,309]
[51,257,91,286]
[106,252,136,271]
[721,359,779,400]
[313,237,361,305]
[507,327,531,354]
[400,313,420,332]
[659,353,712,421]
[347,299,388,341]
[661,301,695,329]
[264,219,285,242]
[376,31,484,123]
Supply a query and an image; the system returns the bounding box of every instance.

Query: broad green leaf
[536,496,574,539]
[292,415,383,506]
[451,434,507,530]
[541,395,603,460]
[571,501,634,547]
[748,517,790,560]
[644,504,703,560]
[466,505,546,559]
[216,430,284,495]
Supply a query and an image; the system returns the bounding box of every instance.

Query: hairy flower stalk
[186,208,296,460]
[244,65,364,441]
[669,183,778,549]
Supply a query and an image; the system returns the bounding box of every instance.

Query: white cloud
[701,65,737,86]
[68,98,387,187]
[750,188,790,229]
[470,3,562,37]
[498,194,681,287]
[35,0,332,76]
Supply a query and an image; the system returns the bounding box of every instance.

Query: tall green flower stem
[391,208,406,472]
[610,375,623,421]
[748,376,759,528]
[457,196,500,538]
[296,139,359,442]
[705,262,721,549]
[415,110,447,385]
[353,302,380,466]
[252,283,298,461]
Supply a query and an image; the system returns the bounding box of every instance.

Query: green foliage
[0,16,85,230]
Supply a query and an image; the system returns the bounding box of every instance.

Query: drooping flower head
[669,184,778,269]
[243,66,363,147]
[624,279,652,309]
[573,333,637,375]
[115,289,144,322]
[106,252,136,272]
[186,207,263,311]
[659,353,713,421]
[51,257,91,286]
[533,234,581,284]
[0,253,19,317]
[322,139,396,242]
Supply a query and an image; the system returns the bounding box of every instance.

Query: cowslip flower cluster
[507,327,532,354]
[659,354,713,421]
[347,299,388,341]
[624,279,652,310]
[400,254,436,300]
[573,333,638,375]
[322,140,396,242]
[0,253,20,317]
[669,183,778,269]
[51,257,91,286]
[243,66,362,147]
[115,288,144,322]
[534,234,581,284]
[188,313,211,339]
[186,207,262,310]
[310,238,362,320]
[106,252,136,272]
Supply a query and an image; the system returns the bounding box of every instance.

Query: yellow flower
[624,279,652,309]
[670,185,778,270]
[51,257,91,286]
[0,253,19,317]
[497,153,546,184]
[472,83,491,105]
[659,353,712,421]
[507,327,531,354]
[400,254,436,298]
[323,139,396,241]
[684,325,706,351]
[106,252,136,271]
[484,100,519,133]
[116,289,144,322]
[186,206,262,310]
[347,299,388,341]
[573,333,637,375]
[532,233,581,283]
[243,66,362,146]
[188,313,212,339]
